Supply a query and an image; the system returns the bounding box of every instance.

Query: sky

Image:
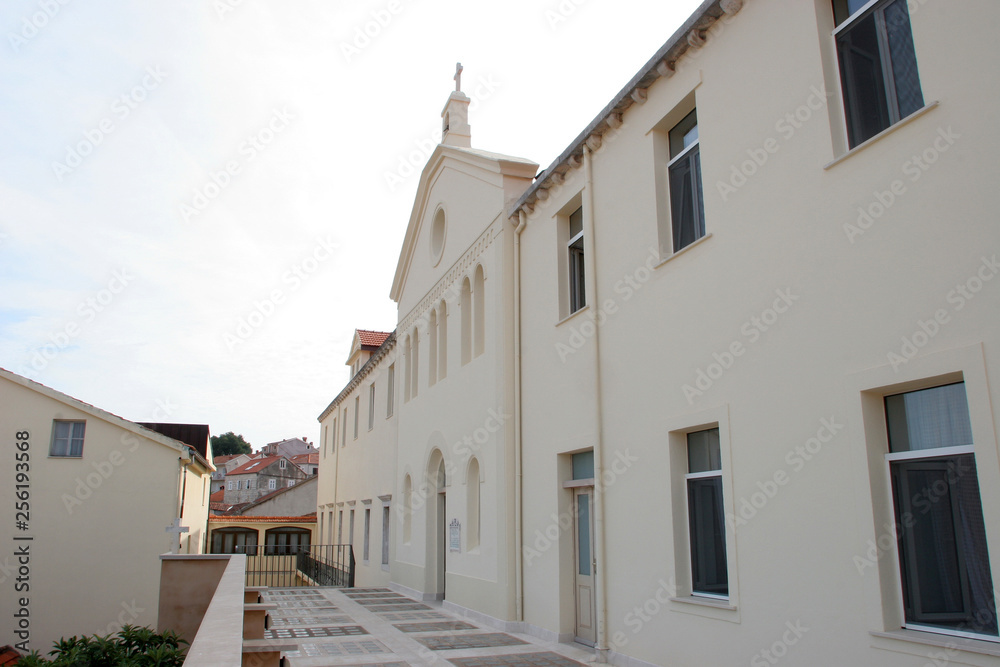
[0,0,705,451]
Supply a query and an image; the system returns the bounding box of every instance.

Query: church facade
[318,1,1000,665]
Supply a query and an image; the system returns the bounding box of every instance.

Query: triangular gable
[0,367,215,471]
[389,143,536,304]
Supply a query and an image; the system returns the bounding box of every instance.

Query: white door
[574,487,597,646]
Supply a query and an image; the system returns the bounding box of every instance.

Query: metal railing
[235,544,355,588]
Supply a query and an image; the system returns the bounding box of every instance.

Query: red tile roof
[291,453,319,465]
[209,515,317,523]
[0,645,21,665]
[210,489,225,502]
[214,454,238,464]
[227,456,283,475]
[357,329,391,349]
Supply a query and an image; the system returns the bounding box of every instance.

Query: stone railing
[157,554,294,667]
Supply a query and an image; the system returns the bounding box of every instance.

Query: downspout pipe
[583,146,610,662]
[514,209,527,622]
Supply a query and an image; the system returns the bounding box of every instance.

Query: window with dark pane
[668,109,705,252]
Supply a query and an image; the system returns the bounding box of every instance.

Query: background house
[223,455,309,506]
[260,436,316,458]
[0,368,213,654]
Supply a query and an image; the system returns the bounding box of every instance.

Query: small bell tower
[441,62,471,148]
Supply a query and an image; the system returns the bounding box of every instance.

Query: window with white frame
[228,480,234,491]
[833,0,924,148]
[50,420,85,457]
[884,382,997,637]
[237,480,242,490]
[668,109,705,253]
[686,428,728,598]
[369,383,376,430]
[279,458,287,469]
[268,478,276,490]
[567,207,586,314]
[287,480,295,488]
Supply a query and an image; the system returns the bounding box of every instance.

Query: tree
[210,431,252,457]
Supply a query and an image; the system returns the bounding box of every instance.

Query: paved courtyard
[261,587,596,666]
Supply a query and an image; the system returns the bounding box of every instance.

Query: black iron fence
[235,544,355,588]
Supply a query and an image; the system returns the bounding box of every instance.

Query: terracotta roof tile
[291,453,319,465]
[227,455,283,475]
[209,515,317,523]
[210,489,225,502]
[0,646,21,665]
[357,329,391,348]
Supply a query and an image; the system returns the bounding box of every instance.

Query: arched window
[461,277,472,365]
[264,527,311,555]
[402,474,412,544]
[473,265,485,358]
[403,334,411,402]
[438,300,448,380]
[211,527,258,555]
[429,310,438,386]
[411,328,419,398]
[467,457,481,550]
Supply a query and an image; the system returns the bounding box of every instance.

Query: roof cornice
[317,330,397,422]
[508,0,745,220]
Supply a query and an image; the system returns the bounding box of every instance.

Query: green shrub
[18,625,187,666]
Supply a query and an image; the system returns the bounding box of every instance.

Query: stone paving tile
[415,633,528,651]
[275,599,340,609]
[346,592,407,599]
[368,603,433,611]
[266,625,368,639]
[356,597,418,605]
[269,614,353,626]
[448,653,587,667]
[347,588,393,593]
[376,611,450,621]
[393,621,478,633]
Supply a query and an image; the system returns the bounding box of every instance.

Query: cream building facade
[0,368,213,654]
[318,1,1000,665]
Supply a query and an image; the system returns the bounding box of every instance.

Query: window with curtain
[50,420,85,457]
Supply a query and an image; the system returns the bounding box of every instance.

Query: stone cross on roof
[165,518,189,554]
[454,62,463,92]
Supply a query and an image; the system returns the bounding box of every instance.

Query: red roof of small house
[291,452,319,465]
[227,456,283,475]
[357,329,391,349]
[214,454,238,464]
[0,645,21,665]
[210,489,225,502]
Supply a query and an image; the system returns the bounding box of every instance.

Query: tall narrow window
[473,265,485,357]
[341,408,347,447]
[363,507,371,562]
[467,458,481,550]
[686,428,728,598]
[461,278,472,365]
[368,383,376,431]
[387,364,395,417]
[402,475,412,543]
[834,0,923,148]
[403,335,411,403]
[567,207,586,313]
[382,504,391,566]
[885,383,997,637]
[429,309,438,385]
[50,420,86,457]
[349,509,355,545]
[438,301,448,380]
[354,396,360,439]
[338,510,343,543]
[323,425,328,458]
[668,109,705,252]
[332,418,338,449]
[411,328,419,398]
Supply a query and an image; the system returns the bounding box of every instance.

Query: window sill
[870,629,1000,658]
[654,233,713,269]
[671,595,736,611]
[555,304,590,328]
[824,101,939,170]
